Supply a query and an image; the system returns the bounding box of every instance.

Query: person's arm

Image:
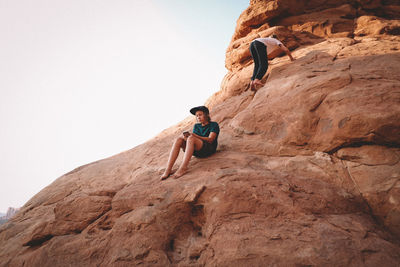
[191,132,217,143]
[279,44,294,61]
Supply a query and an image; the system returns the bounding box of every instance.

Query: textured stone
[355,16,400,36]
[1,0,400,266]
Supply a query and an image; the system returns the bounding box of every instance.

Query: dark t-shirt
[193,121,220,149]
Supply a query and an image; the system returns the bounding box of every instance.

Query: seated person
[160,106,220,180]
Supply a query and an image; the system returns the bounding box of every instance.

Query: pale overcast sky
[0,0,249,212]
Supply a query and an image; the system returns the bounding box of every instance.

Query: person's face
[196,110,207,124]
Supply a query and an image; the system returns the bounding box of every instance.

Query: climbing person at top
[160,106,220,180]
[249,34,295,91]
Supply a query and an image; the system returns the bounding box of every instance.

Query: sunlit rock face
[1,1,400,266]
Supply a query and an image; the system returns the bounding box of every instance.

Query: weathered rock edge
[1,0,400,266]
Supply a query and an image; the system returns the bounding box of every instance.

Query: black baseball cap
[190,106,209,115]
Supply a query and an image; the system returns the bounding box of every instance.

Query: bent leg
[255,42,268,81]
[161,137,186,180]
[250,41,260,81]
[174,135,203,178]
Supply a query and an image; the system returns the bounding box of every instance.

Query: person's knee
[174,136,184,144]
[187,135,197,144]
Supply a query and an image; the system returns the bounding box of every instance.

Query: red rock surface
[1,1,400,266]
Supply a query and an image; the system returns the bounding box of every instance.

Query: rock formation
[0,208,20,226]
[0,215,6,226]
[1,0,400,266]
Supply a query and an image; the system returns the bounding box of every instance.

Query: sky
[0,0,249,212]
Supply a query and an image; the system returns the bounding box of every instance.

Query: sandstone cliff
[0,208,20,221]
[1,1,400,266]
[0,208,20,228]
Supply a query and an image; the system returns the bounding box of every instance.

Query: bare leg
[174,135,203,178]
[160,137,186,180]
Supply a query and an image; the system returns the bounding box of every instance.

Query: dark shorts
[193,140,217,158]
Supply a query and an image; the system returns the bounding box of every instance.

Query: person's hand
[183,131,190,140]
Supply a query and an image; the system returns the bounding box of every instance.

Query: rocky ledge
[1,0,399,266]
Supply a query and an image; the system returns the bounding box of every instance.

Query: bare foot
[253,79,264,86]
[160,169,171,180]
[173,168,187,179]
[250,81,256,91]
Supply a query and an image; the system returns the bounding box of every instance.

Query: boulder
[1,0,400,266]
